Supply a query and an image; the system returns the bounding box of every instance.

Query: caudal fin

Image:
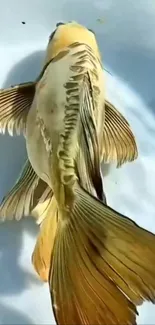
[49,184,155,325]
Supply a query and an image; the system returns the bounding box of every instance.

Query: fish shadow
[0,302,33,325]
[0,50,45,298]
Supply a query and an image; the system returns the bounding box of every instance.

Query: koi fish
[1,21,154,325]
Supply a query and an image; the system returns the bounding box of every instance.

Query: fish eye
[56,22,65,27]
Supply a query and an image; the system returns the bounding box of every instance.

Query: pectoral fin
[103,100,138,167]
[0,81,35,135]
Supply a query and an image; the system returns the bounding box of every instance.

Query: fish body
[26,22,155,325]
[0,21,138,221]
[26,34,105,210]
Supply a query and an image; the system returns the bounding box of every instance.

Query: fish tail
[49,182,155,325]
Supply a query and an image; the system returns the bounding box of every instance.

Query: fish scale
[57,43,103,190]
[25,42,103,208]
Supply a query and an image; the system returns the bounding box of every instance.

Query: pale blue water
[0,1,155,323]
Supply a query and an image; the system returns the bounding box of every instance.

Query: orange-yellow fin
[31,186,53,225]
[102,100,138,167]
[0,81,35,135]
[32,195,58,282]
[0,159,48,222]
[49,184,155,325]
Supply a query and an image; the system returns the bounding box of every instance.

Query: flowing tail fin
[48,184,155,325]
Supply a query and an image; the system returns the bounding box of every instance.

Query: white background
[0,0,155,324]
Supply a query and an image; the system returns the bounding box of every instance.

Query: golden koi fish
[1,21,155,325]
[0,23,137,223]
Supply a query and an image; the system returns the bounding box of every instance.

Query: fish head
[43,21,101,65]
